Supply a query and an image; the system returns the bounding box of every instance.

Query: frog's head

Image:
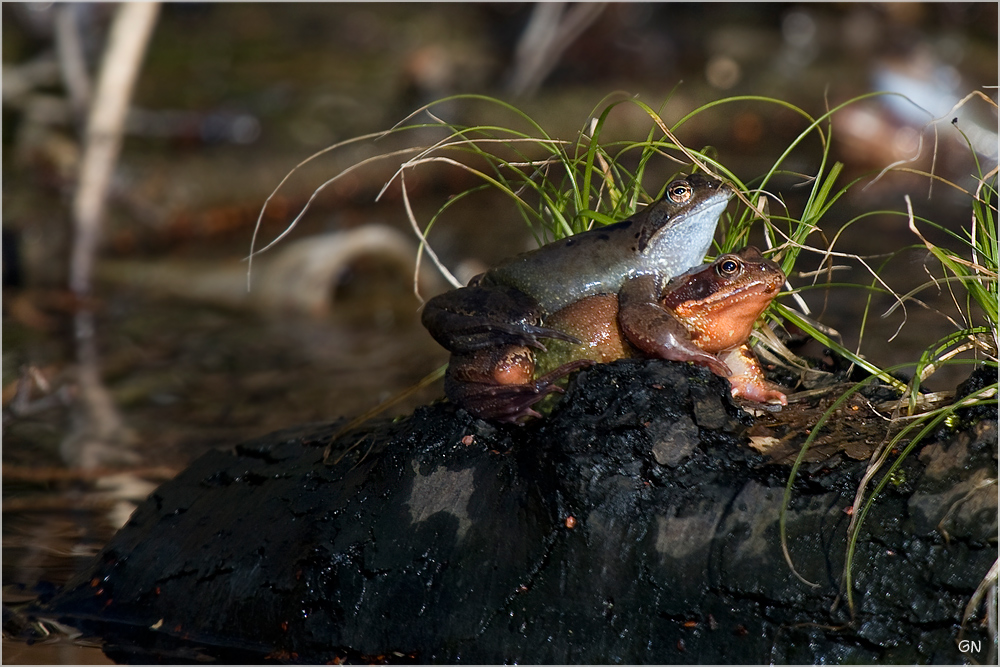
[637,173,734,278]
[663,246,785,353]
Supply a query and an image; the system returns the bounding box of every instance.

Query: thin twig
[3,465,178,483]
[400,170,463,295]
[2,495,123,513]
[54,4,91,120]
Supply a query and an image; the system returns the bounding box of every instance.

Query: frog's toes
[521,324,582,350]
[729,383,788,408]
[444,381,554,424]
[533,359,595,387]
[448,360,594,424]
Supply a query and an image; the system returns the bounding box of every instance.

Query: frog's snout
[764,269,785,294]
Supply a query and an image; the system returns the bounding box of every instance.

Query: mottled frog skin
[422,174,735,422]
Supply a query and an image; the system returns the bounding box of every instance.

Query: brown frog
[539,245,788,406]
[445,246,786,421]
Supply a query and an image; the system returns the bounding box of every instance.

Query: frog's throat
[641,197,731,277]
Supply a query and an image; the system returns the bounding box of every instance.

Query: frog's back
[480,174,732,314]
[484,219,646,313]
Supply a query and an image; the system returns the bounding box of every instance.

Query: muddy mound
[36,361,997,663]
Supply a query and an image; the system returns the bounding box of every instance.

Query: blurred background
[2,3,997,662]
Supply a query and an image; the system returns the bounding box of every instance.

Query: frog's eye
[718,257,741,276]
[667,181,692,204]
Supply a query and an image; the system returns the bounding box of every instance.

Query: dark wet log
[35,361,997,664]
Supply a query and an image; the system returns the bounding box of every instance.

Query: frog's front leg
[720,344,787,406]
[422,284,580,354]
[617,274,731,377]
[445,345,593,423]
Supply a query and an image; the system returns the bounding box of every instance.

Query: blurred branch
[2,465,178,483]
[64,2,160,469]
[506,2,606,98]
[70,1,159,297]
[54,3,92,121]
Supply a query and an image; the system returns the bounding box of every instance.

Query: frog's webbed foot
[423,284,580,353]
[446,351,593,423]
[447,382,558,423]
[720,345,787,407]
[618,275,731,377]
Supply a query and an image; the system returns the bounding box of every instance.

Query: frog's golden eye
[718,257,741,276]
[667,181,692,204]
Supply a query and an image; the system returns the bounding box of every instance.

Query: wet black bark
[36,360,997,664]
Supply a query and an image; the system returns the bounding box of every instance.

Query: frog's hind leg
[445,346,592,423]
[422,284,580,353]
